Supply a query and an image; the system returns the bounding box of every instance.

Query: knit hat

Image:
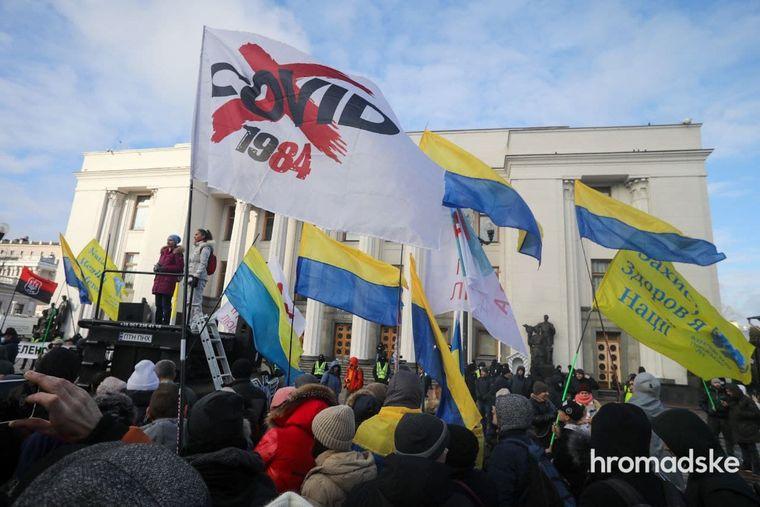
[312,405,356,452]
[168,234,181,244]
[532,381,549,395]
[231,358,253,380]
[95,393,137,426]
[445,424,478,469]
[295,373,320,388]
[560,399,585,422]
[394,413,449,460]
[186,391,246,454]
[35,347,81,383]
[495,393,534,431]
[270,386,295,409]
[96,376,127,396]
[591,403,650,460]
[14,442,209,506]
[633,372,660,398]
[576,379,593,393]
[127,359,159,391]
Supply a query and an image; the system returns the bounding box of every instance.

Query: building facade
[58,123,721,385]
[1,239,60,317]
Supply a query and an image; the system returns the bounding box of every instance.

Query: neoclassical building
[58,123,721,386]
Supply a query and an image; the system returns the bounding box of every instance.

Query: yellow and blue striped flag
[450,313,465,376]
[226,245,303,383]
[59,234,91,305]
[419,130,542,262]
[296,224,403,326]
[575,180,725,266]
[410,255,482,447]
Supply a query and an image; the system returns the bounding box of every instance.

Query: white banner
[212,300,239,334]
[16,341,47,360]
[192,27,447,248]
[267,258,306,338]
[424,219,467,315]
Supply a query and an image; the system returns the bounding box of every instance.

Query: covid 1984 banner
[596,250,754,383]
[192,27,447,249]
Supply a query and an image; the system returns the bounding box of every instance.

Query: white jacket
[188,240,214,281]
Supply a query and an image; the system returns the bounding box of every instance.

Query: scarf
[574,392,593,406]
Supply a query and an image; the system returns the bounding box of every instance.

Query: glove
[189,277,199,288]
[153,263,162,273]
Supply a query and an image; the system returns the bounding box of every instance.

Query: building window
[478,214,499,243]
[341,232,360,242]
[123,252,139,289]
[216,261,227,296]
[12,302,24,315]
[223,205,235,241]
[131,195,151,230]
[262,211,275,241]
[590,185,612,196]
[591,259,611,292]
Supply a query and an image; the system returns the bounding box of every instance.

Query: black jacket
[510,375,532,398]
[684,472,760,507]
[488,376,511,400]
[449,466,499,507]
[700,386,730,419]
[345,454,474,507]
[476,376,493,403]
[529,397,557,447]
[579,472,680,507]
[486,430,533,506]
[551,427,591,500]
[229,379,268,441]
[727,395,760,443]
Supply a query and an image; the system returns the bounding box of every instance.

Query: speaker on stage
[118,300,151,323]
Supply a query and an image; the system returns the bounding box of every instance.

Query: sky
[0,0,758,318]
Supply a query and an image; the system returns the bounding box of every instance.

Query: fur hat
[312,405,355,452]
[127,360,159,391]
[96,376,127,396]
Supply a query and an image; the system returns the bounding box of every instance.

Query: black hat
[560,399,585,422]
[394,413,449,460]
[591,403,650,460]
[230,358,253,380]
[445,424,478,469]
[35,347,81,383]
[652,408,722,459]
[186,391,246,454]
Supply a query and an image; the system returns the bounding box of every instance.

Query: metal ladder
[197,316,233,391]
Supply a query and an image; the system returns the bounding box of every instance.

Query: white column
[563,180,582,368]
[223,200,251,287]
[626,178,665,377]
[282,218,300,288]
[98,190,126,254]
[245,208,260,248]
[302,230,338,357]
[350,235,382,360]
[267,214,289,266]
[466,311,475,363]
[399,245,422,364]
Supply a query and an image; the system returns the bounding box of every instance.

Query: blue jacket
[487,430,532,507]
[320,372,341,398]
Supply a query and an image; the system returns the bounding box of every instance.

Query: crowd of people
[2,345,760,507]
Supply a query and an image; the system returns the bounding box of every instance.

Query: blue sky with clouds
[1,0,758,317]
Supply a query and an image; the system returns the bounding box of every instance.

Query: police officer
[312,354,328,379]
[374,353,390,384]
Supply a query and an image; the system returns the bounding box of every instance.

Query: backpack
[504,437,576,507]
[202,245,217,275]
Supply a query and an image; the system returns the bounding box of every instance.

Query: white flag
[212,299,239,333]
[424,219,468,315]
[267,258,306,338]
[192,27,447,248]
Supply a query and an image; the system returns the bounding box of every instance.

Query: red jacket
[344,356,364,393]
[152,246,184,295]
[254,384,336,493]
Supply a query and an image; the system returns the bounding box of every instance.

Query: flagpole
[63,285,79,335]
[0,283,18,332]
[177,178,194,455]
[393,243,405,371]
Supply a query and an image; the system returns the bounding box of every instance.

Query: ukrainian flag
[226,245,303,382]
[296,224,402,326]
[410,256,483,461]
[419,130,542,263]
[574,181,725,266]
[450,314,465,376]
[59,234,91,305]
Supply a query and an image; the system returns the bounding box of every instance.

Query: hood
[652,408,723,460]
[349,357,359,367]
[383,369,423,409]
[633,372,661,398]
[185,446,265,471]
[162,245,184,255]
[267,383,337,429]
[628,391,666,418]
[310,450,377,492]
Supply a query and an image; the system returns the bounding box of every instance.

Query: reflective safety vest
[314,361,327,376]
[375,361,389,380]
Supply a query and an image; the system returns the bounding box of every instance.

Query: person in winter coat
[125,359,159,425]
[652,408,760,507]
[344,356,364,394]
[141,383,180,449]
[529,381,557,449]
[446,423,498,506]
[725,383,760,474]
[346,388,382,427]
[551,399,591,500]
[301,405,377,506]
[353,369,424,463]
[151,234,184,324]
[573,378,601,432]
[702,378,735,456]
[346,413,475,507]
[188,228,214,321]
[509,365,532,398]
[312,354,328,379]
[1,327,20,363]
[184,390,278,506]
[628,372,685,490]
[373,354,390,384]
[579,403,684,507]
[321,361,342,398]
[569,369,599,397]
[475,367,493,418]
[229,358,268,444]
[255,383,338,493]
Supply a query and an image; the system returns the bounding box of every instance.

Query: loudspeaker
[118,301,151,323]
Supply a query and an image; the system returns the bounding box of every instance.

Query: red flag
[15,267,57,304]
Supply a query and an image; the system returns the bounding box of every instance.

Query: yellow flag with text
[597,250,753,383]
[76,239,125,321]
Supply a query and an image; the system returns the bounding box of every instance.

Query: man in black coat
[701,378,735,456]
[228,358,268,444]
[510,365,532,398]
[725,383,760,474]
[475,366,493,419]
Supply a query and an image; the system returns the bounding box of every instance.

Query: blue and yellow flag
[226,245,303,383]
[296,224,402,326]
[450,314,465,376]
[59,234,91,305]
[410,255,483,461]
[597,250,753,383]
[419,130,542,262]
[575,180,725,266]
